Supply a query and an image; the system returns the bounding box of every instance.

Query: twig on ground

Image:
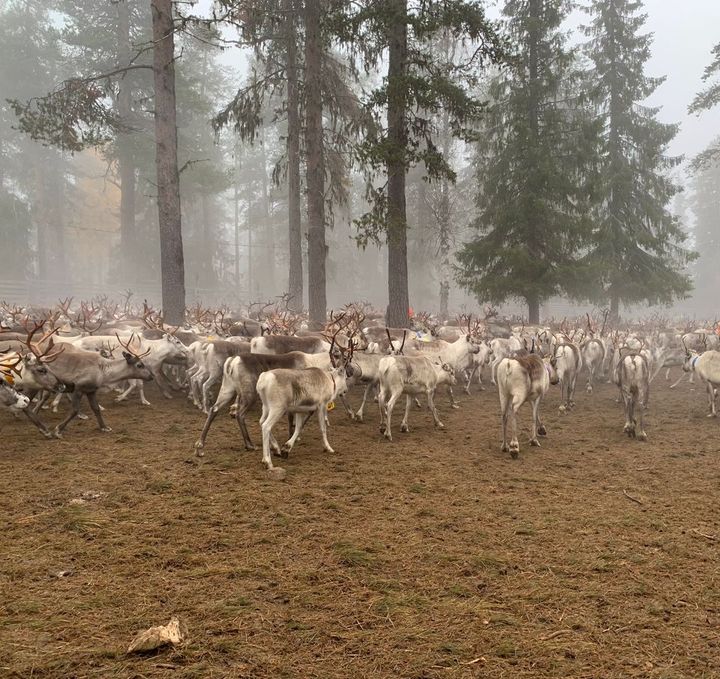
[691,528,718,541]
[623,489,643,505]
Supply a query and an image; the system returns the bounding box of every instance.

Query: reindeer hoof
[510,448,519,459]
[194,443,205,457]
[451,404,460,410]
[266,467,287,481]
[77,413,89,421]
[558,404,567,413]
[637,432,648,442]
[537,425,547,436]
[586,385,593,393]
[436,422,445,430]
[354,413,364,423]
[530,438,540,447]
[400,424,409,433]
[707,413,717,418]
[100,426,113,433]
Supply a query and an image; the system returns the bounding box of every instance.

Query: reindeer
[254,340,354,472]
[195,328,352,455]
[498,352,559,457]
[0,378,30,411]
[377,354,456,441]
[0,323,66,437]
[72,332,188,405]
[406,319,481,408]
[612,348,650,440]
[551,341,582,411]
[682,342,720,418]
[41,336,153,436]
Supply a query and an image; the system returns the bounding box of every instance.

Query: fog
[0,0,718,320]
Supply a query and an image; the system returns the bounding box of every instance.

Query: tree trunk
[260,129,276,295]
[304,0,326,327]
[116,0,136,283]
[151,0,185,324]
[385,0,410,329]
[527,296,540,325]
[285,0,303,310]
[609,293,620,323]
[234,140,241,293]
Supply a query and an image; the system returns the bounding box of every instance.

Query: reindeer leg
[153,367,175,399]
[282,413,305,455]
[87,392,111,432]
[448,384,460,409]
[195,384,239,455]
[508,397,521,458]
[53,391,83,437]
[355,382,373,422]
[400,394,412,433]
[383,391,400,441]
[428,389,444,429]
[260,406,283,470]
[669,370,686,389]
[22,408,54,439]
[464,365,477,395]
[500,390,509,452]
[708,383,717,417]
[317,407,334,453]
[529,398,541,447]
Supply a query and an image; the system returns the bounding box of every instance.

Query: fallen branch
[691,528,718,541]
[623,489,643,505]
[540,629,572,641]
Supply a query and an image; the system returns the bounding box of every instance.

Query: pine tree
[456,0,596,324]
[580,0,694,319]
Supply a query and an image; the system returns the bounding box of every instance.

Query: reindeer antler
[116,333,151,358]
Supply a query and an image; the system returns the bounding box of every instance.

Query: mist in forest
[0,0,718,321]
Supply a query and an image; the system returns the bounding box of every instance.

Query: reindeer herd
[2,298,720,473]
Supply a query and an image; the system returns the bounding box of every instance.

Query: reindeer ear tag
[2,372,14,385]
[326,401,335,412]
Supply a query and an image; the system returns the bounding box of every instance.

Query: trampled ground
[2,372,720,678]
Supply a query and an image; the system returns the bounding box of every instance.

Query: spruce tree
[688,150,720,313]
[689,41,720,168]
[580,0,694,319]
[456,0,596,324]
[337,0,507,327]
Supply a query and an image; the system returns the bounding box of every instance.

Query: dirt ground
[2,371,720,679]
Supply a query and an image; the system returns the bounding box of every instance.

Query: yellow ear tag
[2,373,14,385]
[326,401,335,411]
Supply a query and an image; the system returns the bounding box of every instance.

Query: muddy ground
[1,372,720,678]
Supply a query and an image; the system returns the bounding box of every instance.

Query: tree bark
[527,295,540,325]
[304,0,326,327]
[116,0,136,283]
[151,0,185,324]
[385,0,410,328]
[285,0,303,310]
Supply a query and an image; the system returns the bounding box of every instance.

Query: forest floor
[2,373,720,678]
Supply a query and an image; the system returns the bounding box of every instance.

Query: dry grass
[2,375,720,678]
